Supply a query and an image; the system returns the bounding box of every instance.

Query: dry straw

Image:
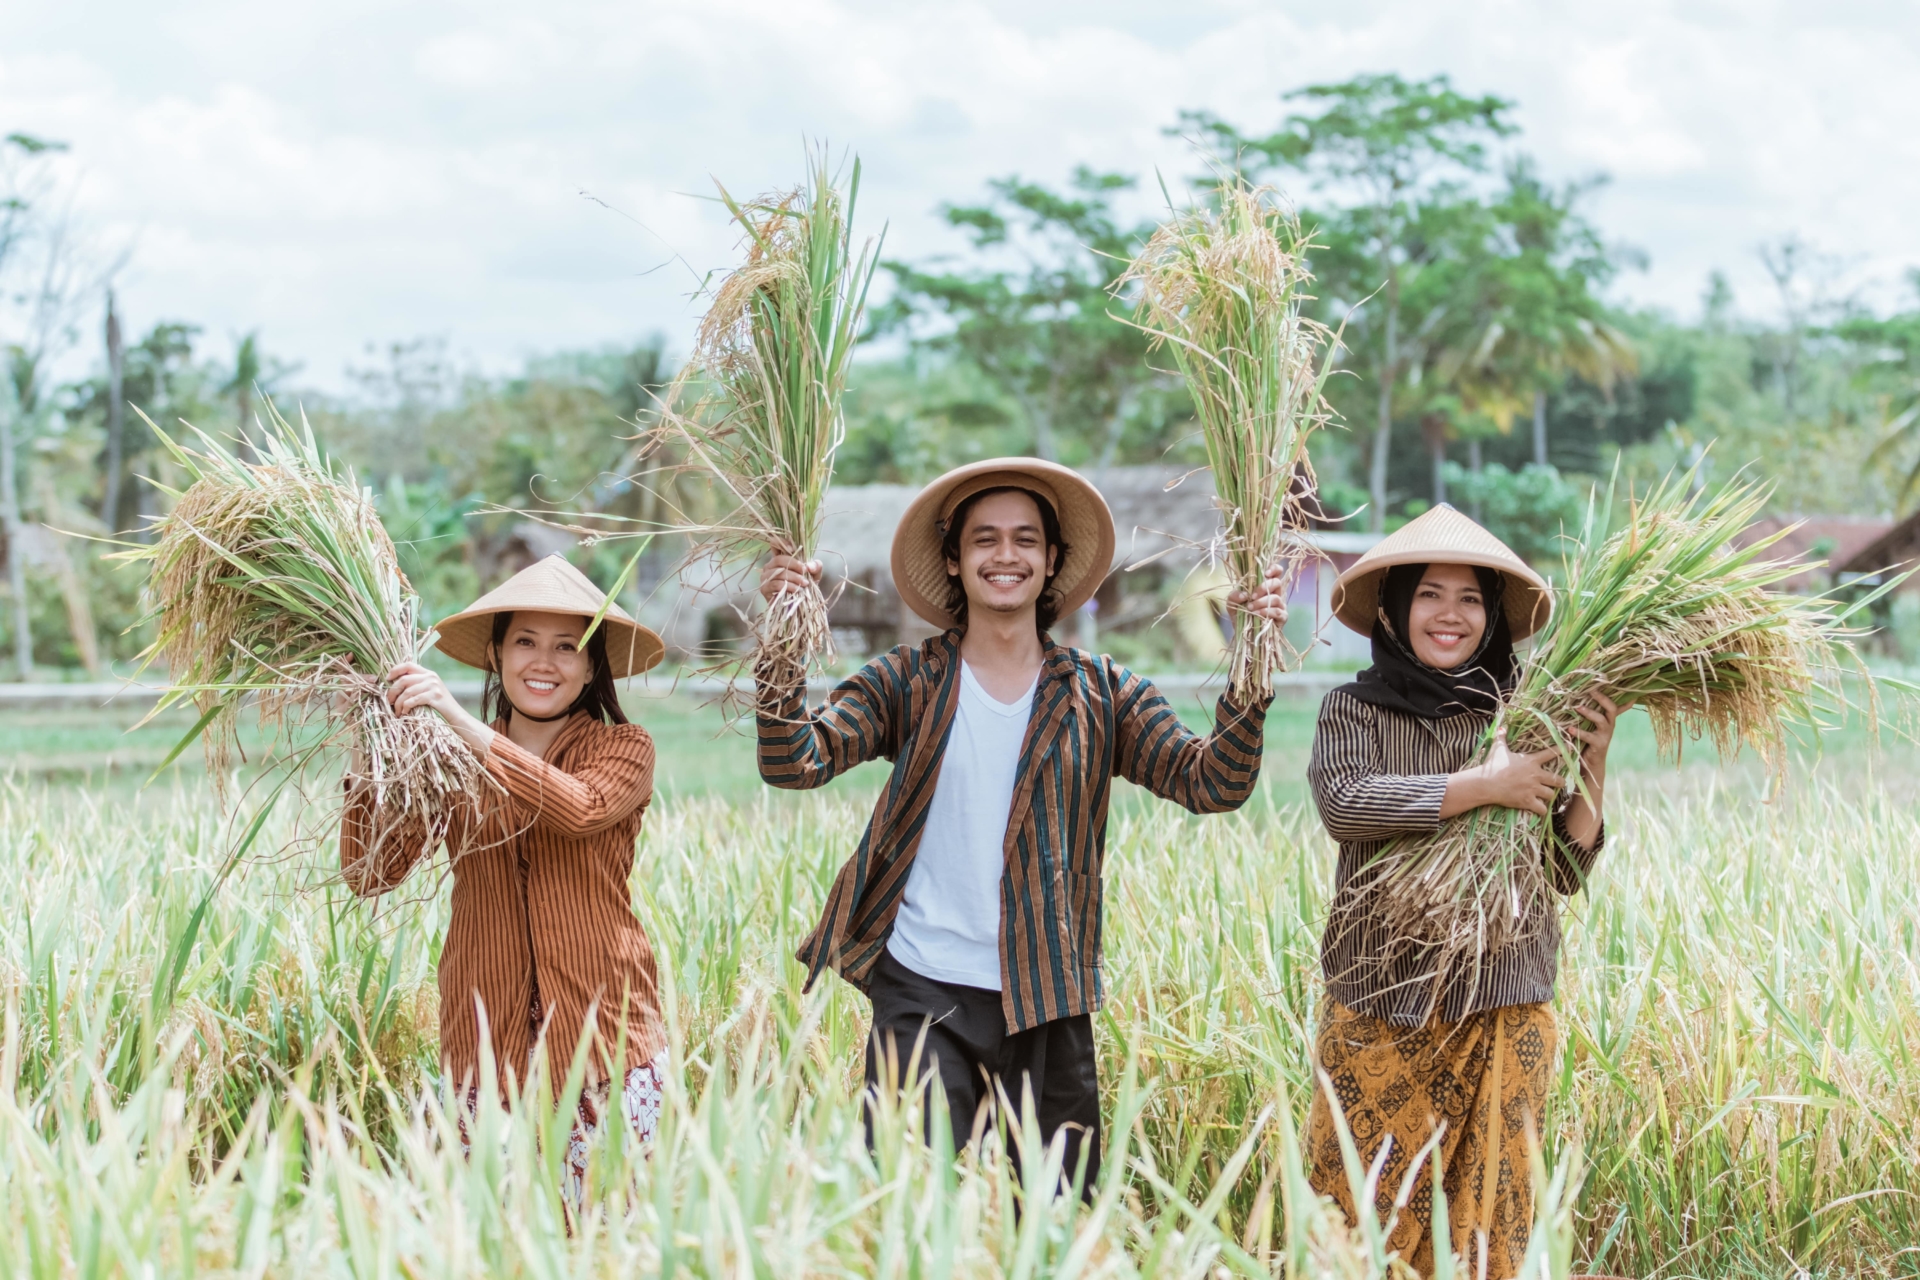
[1122,180,1341,702]
[1341,466,1881,992]
[117,404,491,879]
[647,147,880,671]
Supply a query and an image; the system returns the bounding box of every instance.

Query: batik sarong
[1306,999,1556,1279]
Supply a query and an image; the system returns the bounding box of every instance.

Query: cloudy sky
[6,0,1918,391]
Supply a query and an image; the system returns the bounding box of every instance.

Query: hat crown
[453,553,635,625]
[1360,504,1528,571]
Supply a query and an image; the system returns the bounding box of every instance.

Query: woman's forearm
[1560,769,1604,849]
[1438,770,1492,819]
[443,703,496,755]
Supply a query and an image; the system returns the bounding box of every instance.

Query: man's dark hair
[939,486,1072,636]
[482,610,630,726]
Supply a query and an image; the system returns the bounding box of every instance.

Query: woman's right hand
[1440,732,1563,818]
[384,661,495,754]
[760,553,823,604]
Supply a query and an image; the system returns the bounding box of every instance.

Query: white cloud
[3,0,1916,391]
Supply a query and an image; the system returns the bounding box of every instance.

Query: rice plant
[1343,467,1884,996]
[1122,180,1341,702]
[647,146,880,672]
[112,404,491,880]
[4,725,1918,1275]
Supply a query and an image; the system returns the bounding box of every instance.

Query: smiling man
[754,457,1288,1194]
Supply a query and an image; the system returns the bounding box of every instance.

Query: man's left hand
[1229,564,1290,626]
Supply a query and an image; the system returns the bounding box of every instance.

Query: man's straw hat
[434,554,665,677]
[1332,504,1552,640]
[891,457,1116,629]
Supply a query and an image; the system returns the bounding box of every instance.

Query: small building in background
[1734,515,1896,593]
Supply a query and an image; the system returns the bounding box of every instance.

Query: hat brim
[890,458,1117,630]
[433,610,665,678]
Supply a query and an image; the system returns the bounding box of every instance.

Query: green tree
[1841,270,1920,505]
[1180,73,1517,529]
[873,167,1183,465]
[1435,159,1637,473]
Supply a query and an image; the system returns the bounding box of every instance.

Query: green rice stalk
[650,146,880,672]
[113,403,492,882]
[1122,180,1340,702]
[1340,467,1869,992]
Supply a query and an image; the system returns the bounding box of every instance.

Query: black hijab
[1337,562,1519,720]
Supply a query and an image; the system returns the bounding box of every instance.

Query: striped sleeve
[755,652,903,791]
[1109,661,1269,814]
[1308,690,1450,843]
[338,781,433,897]
[484,724,654,837]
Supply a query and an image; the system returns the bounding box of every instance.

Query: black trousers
[864,949,1101,1193]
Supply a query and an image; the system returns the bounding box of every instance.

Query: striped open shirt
[1308,688,1604,1026]
[757,630,1270,1033]
[340,714,665,1086]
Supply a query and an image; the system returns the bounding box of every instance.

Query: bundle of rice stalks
[649,147,879,670]
[117,404,490,874]
[1349,468,1875,987]
[1122,180,1340,702]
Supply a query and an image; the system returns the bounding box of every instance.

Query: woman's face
[1404,564,1488,670]
[498,610,591,717]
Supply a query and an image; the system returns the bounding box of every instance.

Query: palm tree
[1437,161,1637,468]
[222,331,263,461]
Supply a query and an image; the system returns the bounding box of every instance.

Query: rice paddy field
[4,691,1919,1277]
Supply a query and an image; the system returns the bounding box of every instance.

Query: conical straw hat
[434,554,665,678]
[1331,504,1552,640]
[891,457,1117,629]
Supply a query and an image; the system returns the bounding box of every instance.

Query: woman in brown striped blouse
[338,555,670,1177]
[1305,506,1617,1279]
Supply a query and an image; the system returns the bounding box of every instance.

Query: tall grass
[3,762,1918,1275]
[1123,181,1340,702]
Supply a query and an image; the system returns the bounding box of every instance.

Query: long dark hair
[939,486,1071,636]
[481,610,630,727]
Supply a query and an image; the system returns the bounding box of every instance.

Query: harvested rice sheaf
[649,147,879,673]
[1344,469,1873,991]
[1122,181,1341,702]
[120,405,491,884]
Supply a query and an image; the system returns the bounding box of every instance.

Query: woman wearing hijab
[1305,505,1618,1278]
[337,555,670,1192]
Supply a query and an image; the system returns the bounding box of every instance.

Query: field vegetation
[3,707,1917,1277]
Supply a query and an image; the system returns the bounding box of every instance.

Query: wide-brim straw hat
[434,554,665,678]
[1331,503,1552,640]
[891,457,1117,630]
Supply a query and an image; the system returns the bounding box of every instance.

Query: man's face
[945,490,1058,620]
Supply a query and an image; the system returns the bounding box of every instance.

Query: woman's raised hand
[386,661,466,721]
[386,661,495,753]
[760,553,823,605]
[1228,561,1291,626]
[1442,731,1562,819]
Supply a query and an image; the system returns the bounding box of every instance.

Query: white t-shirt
[886,661,1037,991]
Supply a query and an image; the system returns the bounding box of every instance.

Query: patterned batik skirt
[1305,999,1556,1280]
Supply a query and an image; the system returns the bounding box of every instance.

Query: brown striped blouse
[757,630,1270,1033]
[339,713,664,1087]
[1308,688,1604,1026]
